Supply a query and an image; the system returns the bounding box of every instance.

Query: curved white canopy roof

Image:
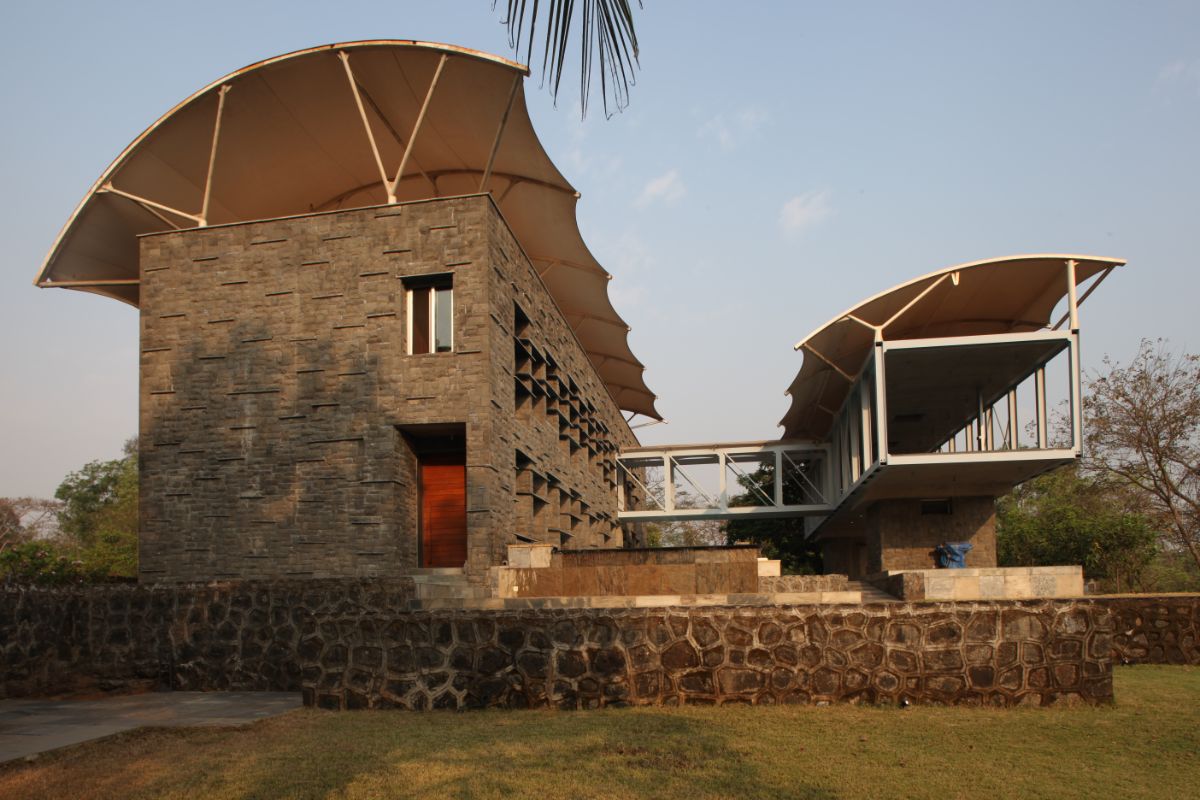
[35,40,659,419]
[780,254,1125,441]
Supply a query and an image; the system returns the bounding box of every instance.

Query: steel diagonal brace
[618,464,666,511]
[782,451,826,504]
[669,456,719,509]
[725,458,776,507]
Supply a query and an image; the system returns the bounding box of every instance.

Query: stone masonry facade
[10,583,1196,707]
[138,195,636,583]
[867,497,998,573]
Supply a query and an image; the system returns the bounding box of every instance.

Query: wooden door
[419,452,467,568]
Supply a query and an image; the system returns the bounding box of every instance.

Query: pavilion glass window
[406,275,453,354]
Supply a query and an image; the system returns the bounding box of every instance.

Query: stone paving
[0,692,300,764]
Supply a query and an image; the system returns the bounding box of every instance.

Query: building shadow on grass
[237,707,840,800]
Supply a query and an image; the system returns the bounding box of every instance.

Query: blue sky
[2,1,1198,497]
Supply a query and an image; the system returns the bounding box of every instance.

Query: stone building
[34,41,658,586]
[34,40,1126,601]
[617,253,1125,595]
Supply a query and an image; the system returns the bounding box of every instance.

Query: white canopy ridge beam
[389,53,448,201]
[198,84,231,227]
[879,272,953,334]
[41,278,140,287]
[842,313,880,338]
[480,74,522,192]
[801,343,856,383]
[339,52,393,203]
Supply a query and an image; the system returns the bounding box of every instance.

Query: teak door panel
[419,454,467,568]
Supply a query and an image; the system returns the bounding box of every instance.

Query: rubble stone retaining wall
[1107,595,1199,665]
[302,600,1114,710]
[0,580,414,698]
[3,582,1196,707]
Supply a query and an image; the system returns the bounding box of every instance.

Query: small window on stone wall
[405,274,453,354]
[920,498,953,515]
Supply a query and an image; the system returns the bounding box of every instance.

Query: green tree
[723,463,823,575]
[52,438,138,579]
[997,466,1157,592]
[496,0,642,116]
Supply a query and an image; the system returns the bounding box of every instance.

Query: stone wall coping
[884,566,1081,578]
[401,591,1135,612]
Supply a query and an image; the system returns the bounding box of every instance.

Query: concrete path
[0,692,301,764]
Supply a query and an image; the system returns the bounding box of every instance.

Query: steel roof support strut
[480,74,522,191]
[98,185,202,225]
[198,85,231,226]
[339,52,393,203]
[390,54,448,202]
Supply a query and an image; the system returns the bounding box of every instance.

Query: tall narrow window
[405,275,453,354]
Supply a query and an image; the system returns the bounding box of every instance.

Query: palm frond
[495,0,642,117]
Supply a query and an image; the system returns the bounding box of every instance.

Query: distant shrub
[0,540,87,585]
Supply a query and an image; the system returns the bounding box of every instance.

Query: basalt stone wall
[300,600,1115,710]
[1107,595,1200,665]
[5,584,1197,706]
[0,580,414,699]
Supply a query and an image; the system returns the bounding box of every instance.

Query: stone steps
[845,580,897,603]
[406,567,466,578]
[407,569,490,601]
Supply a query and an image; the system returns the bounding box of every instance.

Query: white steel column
[1065,260,1084,454]
[1007,390,1019,450]
[664,455,675,513]
[718,451,728,507]
[848,390,862,481]
[1069,334,1083,453]
[1065,259,1080,332]
[874,341,889,465]
[774,450,784,506]
[1035,367,1048,448]
[860,374,873,467]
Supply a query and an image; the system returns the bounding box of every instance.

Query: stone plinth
[493,546,762,598]
[876,566,1083,601]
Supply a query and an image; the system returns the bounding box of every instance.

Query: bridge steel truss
[616,441,835,522]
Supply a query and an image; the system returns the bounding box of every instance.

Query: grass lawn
[1,666,1197,800]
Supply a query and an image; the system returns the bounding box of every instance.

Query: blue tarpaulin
[935,542,973,568]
